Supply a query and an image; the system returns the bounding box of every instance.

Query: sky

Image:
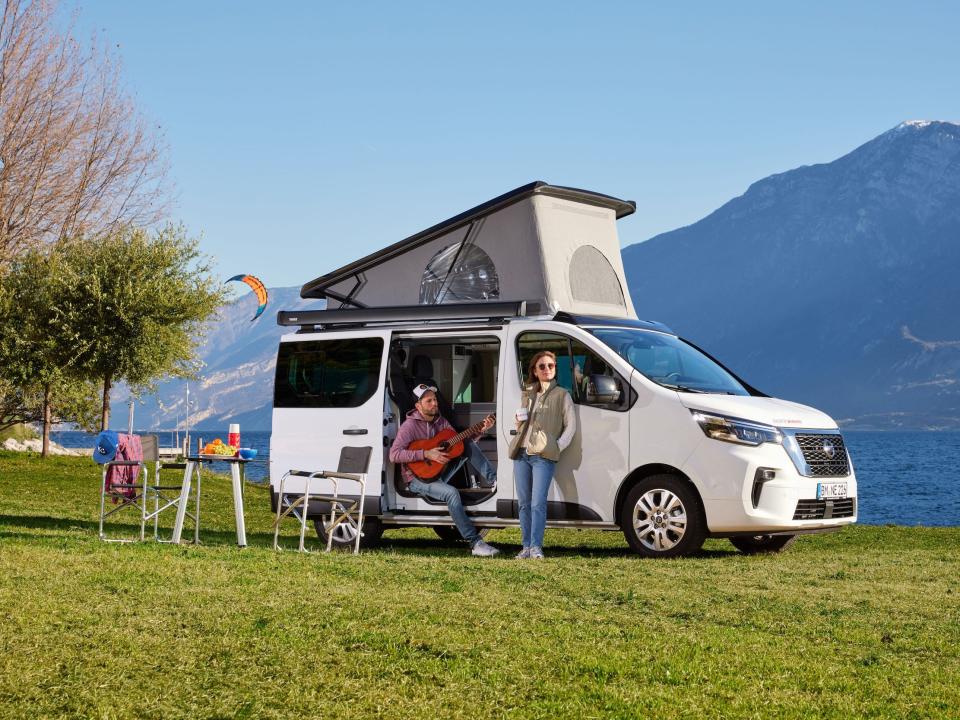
[72,0,960,292]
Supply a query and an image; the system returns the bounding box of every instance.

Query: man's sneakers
[476,473,497,489]
[471,539,500,557]
[515,546,531,559]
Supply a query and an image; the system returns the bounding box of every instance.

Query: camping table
[171,455,258,547]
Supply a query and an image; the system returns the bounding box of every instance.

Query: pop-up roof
[301,181,638,319]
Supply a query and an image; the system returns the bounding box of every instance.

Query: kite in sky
[227,274,268,321]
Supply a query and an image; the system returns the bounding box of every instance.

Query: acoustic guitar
[407,414,496,480]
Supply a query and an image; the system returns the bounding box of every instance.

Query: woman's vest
[509,380,568,462]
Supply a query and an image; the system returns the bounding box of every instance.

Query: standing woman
[509,350,577,559]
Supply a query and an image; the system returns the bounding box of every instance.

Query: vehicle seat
[388,346,415,416]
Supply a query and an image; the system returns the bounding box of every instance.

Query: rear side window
[274,338,384,408]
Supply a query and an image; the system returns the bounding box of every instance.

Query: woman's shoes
[515,546,544,559]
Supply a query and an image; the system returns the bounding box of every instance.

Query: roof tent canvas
[301,182,638,319]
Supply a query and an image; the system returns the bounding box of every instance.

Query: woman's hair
[526,350,558,384]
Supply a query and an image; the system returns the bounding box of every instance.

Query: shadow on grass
[374,535,735,559]
[0,513,736,559]
[0,513,278,548]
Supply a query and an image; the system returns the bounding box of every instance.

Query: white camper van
[270,183,857,557]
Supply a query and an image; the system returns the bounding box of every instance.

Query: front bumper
[682,436,858,534]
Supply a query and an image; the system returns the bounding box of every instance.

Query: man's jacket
[389,409,454,486]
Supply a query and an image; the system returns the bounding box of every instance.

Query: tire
[433,525,489,544]
[729,534,797,555]
[621,474,706,558]
[314,515,383,549]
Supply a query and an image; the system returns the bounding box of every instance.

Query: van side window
[516,332,632,411]
[274,338,383,408]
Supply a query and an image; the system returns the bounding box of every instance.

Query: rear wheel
[314,515,383,549]
[621,475,706,558]
[433,525,489,544]
[729,534,797,554]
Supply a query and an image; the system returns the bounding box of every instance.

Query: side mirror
[586,374,621,405]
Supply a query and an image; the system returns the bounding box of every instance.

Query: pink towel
[104,434,143,499]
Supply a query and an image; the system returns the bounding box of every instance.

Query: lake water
[49,430,960,527]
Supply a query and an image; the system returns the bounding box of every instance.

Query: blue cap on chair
[92,430,119,464]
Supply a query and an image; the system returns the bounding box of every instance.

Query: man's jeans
[514,449,557,548]
[407,440,496,545]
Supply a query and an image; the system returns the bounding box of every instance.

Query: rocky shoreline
[2,438,88,456]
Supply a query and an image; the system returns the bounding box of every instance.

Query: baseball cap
[92,430,119,464]
[413,383,438,399]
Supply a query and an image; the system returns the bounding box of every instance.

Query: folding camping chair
[98,435,194,542]
[273,446,371,554]
[98,434,152,543]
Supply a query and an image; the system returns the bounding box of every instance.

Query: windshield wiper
[660,383,708,393]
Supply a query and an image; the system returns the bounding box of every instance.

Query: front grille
[793,497,856,520]
[795,433,850,476]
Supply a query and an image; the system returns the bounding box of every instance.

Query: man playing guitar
[389,383,500,557]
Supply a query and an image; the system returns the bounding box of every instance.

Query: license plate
[817,482,847,500]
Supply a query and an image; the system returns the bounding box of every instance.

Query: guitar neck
[448,415,493,446]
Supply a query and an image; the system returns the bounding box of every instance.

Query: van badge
[822,440,836,459]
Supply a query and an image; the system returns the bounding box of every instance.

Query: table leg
[172,461,194,544]
[194,467,202,545]
[231,462,247,547]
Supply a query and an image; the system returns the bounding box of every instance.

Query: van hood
[679,394,838,431]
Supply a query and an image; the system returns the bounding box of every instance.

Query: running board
[379,514,619,530]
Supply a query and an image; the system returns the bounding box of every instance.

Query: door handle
[509,430,517,436]
[343,428,368,435]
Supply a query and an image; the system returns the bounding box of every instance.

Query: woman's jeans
[514,449,556,548]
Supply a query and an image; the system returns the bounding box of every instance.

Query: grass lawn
[0,451,957,719]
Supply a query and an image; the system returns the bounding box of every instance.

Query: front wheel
[621,475,706,558]
[314,515,383,549]
[729,534,797,554]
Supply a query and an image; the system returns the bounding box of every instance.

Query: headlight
[691,410,782,447]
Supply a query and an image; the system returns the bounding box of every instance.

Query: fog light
[752,468,776,508]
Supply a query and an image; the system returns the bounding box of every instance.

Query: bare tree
[0,0,169,263]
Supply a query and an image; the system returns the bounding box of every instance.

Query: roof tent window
[420,243,500,305]
[570,246,626,307]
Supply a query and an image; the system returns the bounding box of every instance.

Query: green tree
[0,246,100,456]
[56,225,226,430]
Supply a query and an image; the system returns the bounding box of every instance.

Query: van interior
[387,335,500,507]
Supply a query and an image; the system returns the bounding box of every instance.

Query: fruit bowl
[238,448,258,460]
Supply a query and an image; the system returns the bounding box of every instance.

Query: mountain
[117,121,960,432]
[623,120,960,429]
[115,286,324,431]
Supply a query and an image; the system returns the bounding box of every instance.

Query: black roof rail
[278,301,542,329]
[553,311,674,335]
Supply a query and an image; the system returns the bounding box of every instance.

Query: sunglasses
[536,362,556,370]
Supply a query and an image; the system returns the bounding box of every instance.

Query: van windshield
[590,328,750,396]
